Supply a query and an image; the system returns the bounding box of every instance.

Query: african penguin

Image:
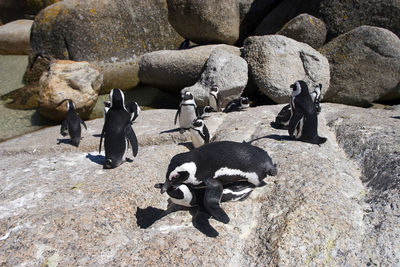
[59,99,87,147]
[273,83,323,129]
[288,81,327,145]
[189,117,210,148]
[196,106,215,118]
[175,91,197,133]
[223,97,250,113]
[209,85,222,112]
[99,88,138,169]
[160,141,277,223]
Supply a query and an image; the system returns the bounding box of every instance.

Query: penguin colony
[58,80,325,236]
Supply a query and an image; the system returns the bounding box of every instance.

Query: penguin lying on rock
[99,88,138,169]
[273,83,322,129]
[223,97,250,113]
[59,99,87,147]
[160,141,277,224]
[288,81,326,145]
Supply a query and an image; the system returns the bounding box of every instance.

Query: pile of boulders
[0,0,399,120]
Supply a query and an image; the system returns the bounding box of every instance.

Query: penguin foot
[208,208,230,224]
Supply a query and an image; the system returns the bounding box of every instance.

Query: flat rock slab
[0,104,398,265]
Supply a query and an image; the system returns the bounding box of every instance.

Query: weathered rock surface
[243,35,330,103]
[319,26,400,107]
[0,19,33,55]
[139,45,240,92]
[277,13,327,49]
[167,0,240,45]
[30,0,182,62]
[38,60,102,121]
[1,104,399,265]
[316,0,400,40]
[182,49,248,107]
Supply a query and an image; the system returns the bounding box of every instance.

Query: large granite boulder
[166,0,240,45]
[277,13,327,49]
[29,0,183,92]
[243,35,330,103]
[316,0,400,40]
[138,44,240,92]
[1,104,399,265]
[0,19,33,55]
[37,60,102,121]
[182,49,248,107]
[319,26,400,107]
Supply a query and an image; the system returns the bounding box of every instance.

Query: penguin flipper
[99,124,105,154]
[125,125,138,157]
[174,106,180,125]
[60,120,68,136]
[203,125,210,143]
[288,111,303,137]
[80,119,87,130]
[203,179,230,224]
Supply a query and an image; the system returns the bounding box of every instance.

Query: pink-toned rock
[38,60,102,120]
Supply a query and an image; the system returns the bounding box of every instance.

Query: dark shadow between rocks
[86,153,104,165]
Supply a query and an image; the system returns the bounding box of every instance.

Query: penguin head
[109,88,125,109]
[66,99,76,111]
[210,85,219,96]
[162,154,197,193]
[103,101,111,108]
[192,117,204,128]
[240,97,250,108]
[311,84,322,113]
[182,91,194,101]
[290,80,309,97]
[203,106,215,113]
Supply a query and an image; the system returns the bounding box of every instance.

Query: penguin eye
[169,173,179,181]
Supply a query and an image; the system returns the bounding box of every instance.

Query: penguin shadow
[135,202,220,238]
[391,116,400,120]
[92,134,102,138]
[86,153,104,165]
[56,138,80,147]
[159,128,181,134]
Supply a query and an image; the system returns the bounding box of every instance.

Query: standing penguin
[60,99,87,147]
[175,91,197,133]
[288,80,326,145]
[209,85,222,112]
[99,88,138,169]
[160,141,277,223]
[223,97,250,113]
[273,83,322,129]
[189,117,210,148]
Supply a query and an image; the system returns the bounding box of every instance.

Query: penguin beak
[160,180,170,194]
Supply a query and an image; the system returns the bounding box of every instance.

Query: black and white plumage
[288,81,326,145]
[273,83,323,129]
[196,106,215,118]
[223,97,250,113]
[160,141,277,223]
[209,85,222,112]
[99,88,138,169]
[60,99,87,147]
[104,100,141,123]
[189,118,210,148]
[175,91,197,133]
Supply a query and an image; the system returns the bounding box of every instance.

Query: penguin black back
[60,99,87,147]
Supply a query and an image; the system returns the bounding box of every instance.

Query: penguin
[104,100,141,123]
[209,85,222,112]
[288,80,327,145]
[125,101,141,122]
[178,39,190,50]
[273,83,322,129]
[155,181,256,208]
[160,141,277,223]
[174,91,197,133]
[196,106,215,118]
[99,88,138,169]
[59,99,87,147]
[223,97,250,113]
[189,117,210,148]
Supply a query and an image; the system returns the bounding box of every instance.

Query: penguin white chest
[209,96,218,111]
[179,105,197,129]
[190,129,205,148]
